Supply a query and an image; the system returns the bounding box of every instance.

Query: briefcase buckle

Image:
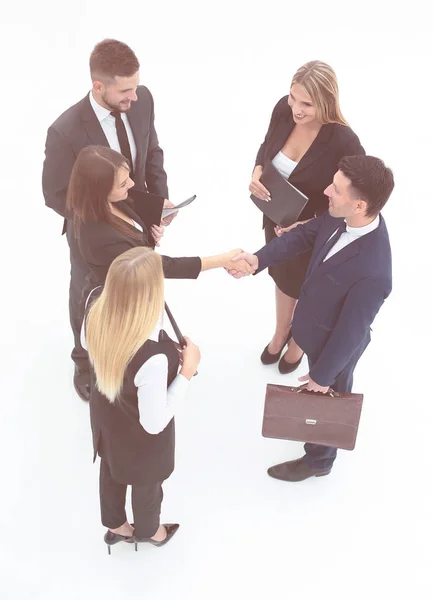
[305,419,317,425]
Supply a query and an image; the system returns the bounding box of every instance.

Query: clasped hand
[225,251,259,279]
[222,249,257,276]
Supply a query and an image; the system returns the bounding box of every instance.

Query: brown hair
[66,146,142,240]
[90,39,140,83]
[291,61,348,126]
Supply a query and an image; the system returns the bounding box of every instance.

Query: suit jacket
[42,85,167,227]
[255,96,365,220]
[255,212,392,386]
[77,201,201,296]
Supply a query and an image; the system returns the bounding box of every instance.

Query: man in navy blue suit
[232,155,394,481]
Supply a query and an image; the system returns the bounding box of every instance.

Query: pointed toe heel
[134,523,180,548]
[103,529,134,555]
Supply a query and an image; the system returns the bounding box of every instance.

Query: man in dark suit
[232,155,394,481]
[42,39,174,401]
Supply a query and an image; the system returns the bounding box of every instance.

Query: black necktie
[310,221,347,274]
[111,111,134,177]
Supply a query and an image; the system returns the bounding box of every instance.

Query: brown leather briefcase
[262,385,364,451]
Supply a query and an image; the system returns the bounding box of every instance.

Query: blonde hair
[86,247,164,402]
[291,60,349,126]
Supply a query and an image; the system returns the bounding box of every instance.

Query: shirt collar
[345,214,380,238]
[89,91,112,123]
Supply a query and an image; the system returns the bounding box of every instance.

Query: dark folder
[127,189,165,233]
[250,161,309,228]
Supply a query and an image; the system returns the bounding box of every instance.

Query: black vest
[87,292,180,484]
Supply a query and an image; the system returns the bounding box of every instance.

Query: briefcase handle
[297,386,339,398]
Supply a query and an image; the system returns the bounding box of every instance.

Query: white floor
[1,3,432,599]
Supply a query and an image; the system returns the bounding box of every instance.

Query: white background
[1,2,432,599]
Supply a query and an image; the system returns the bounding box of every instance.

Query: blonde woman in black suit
[248,61,365,374]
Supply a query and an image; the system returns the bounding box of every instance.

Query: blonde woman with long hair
[248,60,365,374]
[83,247,201,552]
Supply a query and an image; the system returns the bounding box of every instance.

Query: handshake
[222,249,258,279]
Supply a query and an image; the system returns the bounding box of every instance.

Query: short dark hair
[89,39,140,82]
[338,155,394,217]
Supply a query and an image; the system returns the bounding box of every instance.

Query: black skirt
[264,218,312,299]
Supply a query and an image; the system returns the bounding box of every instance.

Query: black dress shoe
[277,352,304,374]
[267,457,331,482]
[104,529,134,555]
[261,332,292,365]
[73,367,90,402]
[134,523,179,550]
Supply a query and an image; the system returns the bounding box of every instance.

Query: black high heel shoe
[104,529,134,555]
[134,524,179,550]
[260,332,292,365]
[278,340,304,374]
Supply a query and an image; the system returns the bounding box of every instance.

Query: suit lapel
[267,113,294,163]
[315,239,361,277]
[120,201,151,246]
[79,94,110,146]
[127,98,145,174]
[308,215,384,279]
[121,201,143,225]
[290,123,334,179]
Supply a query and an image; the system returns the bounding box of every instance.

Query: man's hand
[151,224,165,247]
[221,249,255,276]
[298,373,329,394]
[161,199,178,226]
[226,251,259,279]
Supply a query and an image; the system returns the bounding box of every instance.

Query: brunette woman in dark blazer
[67,146,251,293]
[83,247,201,551]
[249,61,365,374]
[66,146,251,402]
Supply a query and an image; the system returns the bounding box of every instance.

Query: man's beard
[102,93,131,113]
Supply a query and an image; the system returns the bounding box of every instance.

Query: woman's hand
[151,224,165,246]
[200,249,255,273]
[226,251,259,279]
[274,219,310,237]
[249,165,270,202]
[222,249,255,275]
[180,337,201,380]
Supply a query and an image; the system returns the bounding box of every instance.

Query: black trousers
[66,223,90,376]
[303,338,369,471]
[99,459,163,539]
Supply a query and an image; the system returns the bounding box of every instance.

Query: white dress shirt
[132,220,143,232]
[89,92,137,169]
[324,215,380,261]
[272,151,298,179]
[134,315,190,435]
